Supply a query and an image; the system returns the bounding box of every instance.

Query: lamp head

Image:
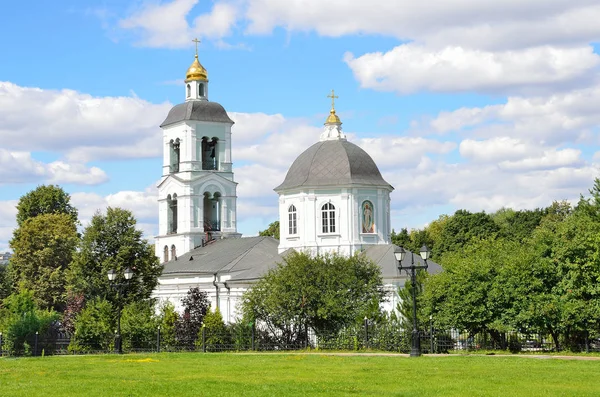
[124,267,134,280]
[419,245,431,261]
[394,246,406,263]
[107,269,116,281]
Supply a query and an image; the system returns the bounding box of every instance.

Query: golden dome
[185,55,208,82]
[325,108,342,124]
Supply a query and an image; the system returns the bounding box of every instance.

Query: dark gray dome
[160,101,234,127]
[275,140,393,191]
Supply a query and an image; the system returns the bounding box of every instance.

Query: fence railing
[1,325,598,357]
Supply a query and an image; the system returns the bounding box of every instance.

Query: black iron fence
[1,324,599,357]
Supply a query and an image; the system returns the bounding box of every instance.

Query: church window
[163,245,169,263]
[167,194,178,234]
[171,244,177,261]
[321,203,336,233]
[186,84,191,98]
[199,83,205,97]
[169,138,180,173]
[201,137,218,170]
[288,205,297,235]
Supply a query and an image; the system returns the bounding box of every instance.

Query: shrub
[158,301,178,350]
[69,298,114,353]
[0,290,58,356]
[121,300,158,350]
[200,308,230,351]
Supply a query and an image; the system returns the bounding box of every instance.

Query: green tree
[201,308,230,350]
[69,298,114,352]
[424,238,519,340]
[158,301,178,349]
[549,207,600,348]
[15,184,78,227]
[259,221,280,240]
[121,300,159,350]
[8,213,79,311]
[493,207,547,243]
[391,228,411,248]
[435,210,500,258]
[0,263,10,301]
[67,207,162,306]
[0,290,58,355]
[242,251,386,342]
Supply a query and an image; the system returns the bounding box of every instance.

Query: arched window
[163,245,169,263]
[169,138,180,173]
[186,84,191,98]
[201,136,218,170]
[171,244,177,261]
[167,194,178,234]
[288,205,297,235]
[321,203,336,233]
[199,83,205,97]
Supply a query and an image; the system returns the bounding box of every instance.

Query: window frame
[288,204,297,235]
[321,202,336,234]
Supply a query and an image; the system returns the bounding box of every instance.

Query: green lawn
[1,353,599,396]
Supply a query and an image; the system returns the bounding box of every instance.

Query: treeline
[399,180,600,351]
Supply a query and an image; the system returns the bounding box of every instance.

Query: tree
[176,287,210,347]
[259,221,280,240]
[121,300,159,350]
[202,308,230,350]
[424,238,522,340]
[67,207,162,307]
[493,207,547,243]
[16,185,78,227]
[0,290,58,355]
[241,251,386,342]
[435,210,500,258]
[391,228,411,249]
[8,213,79,311]
[0,263,10,301]
[69,298,114,352]
[158,301,178,348]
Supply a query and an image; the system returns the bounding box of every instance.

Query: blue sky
[1,0,600,251]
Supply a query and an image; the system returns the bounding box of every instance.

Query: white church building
[151,50,441,323]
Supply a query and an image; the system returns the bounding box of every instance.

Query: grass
[1,353,600,396]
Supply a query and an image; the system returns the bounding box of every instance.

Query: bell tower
[155,39,241,263]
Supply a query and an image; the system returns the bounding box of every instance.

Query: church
[151,48,441,323]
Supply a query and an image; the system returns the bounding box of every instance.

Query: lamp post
[394,245,431,357]
[107,267,134,354]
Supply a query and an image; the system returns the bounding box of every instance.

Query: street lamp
[107,267,134,354]
[395,245,430,357]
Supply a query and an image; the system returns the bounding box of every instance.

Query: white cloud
[459,137,532,163]
[0,150,108,186]
[71,189,158,226]
[498,148,582,172]
[427,85,600,146]
[345,44,600,94]
[115,0,600,52]
[244,0,600,50]
[0,82,169,161]
[119,0,238,48]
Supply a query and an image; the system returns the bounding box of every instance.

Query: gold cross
[327,89,339,109]
[192,38,201,56]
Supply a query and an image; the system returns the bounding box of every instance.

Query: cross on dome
[185,38,208,82]
[325,89,342,125]
[192,38,201,56]
[327,89,338,111]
